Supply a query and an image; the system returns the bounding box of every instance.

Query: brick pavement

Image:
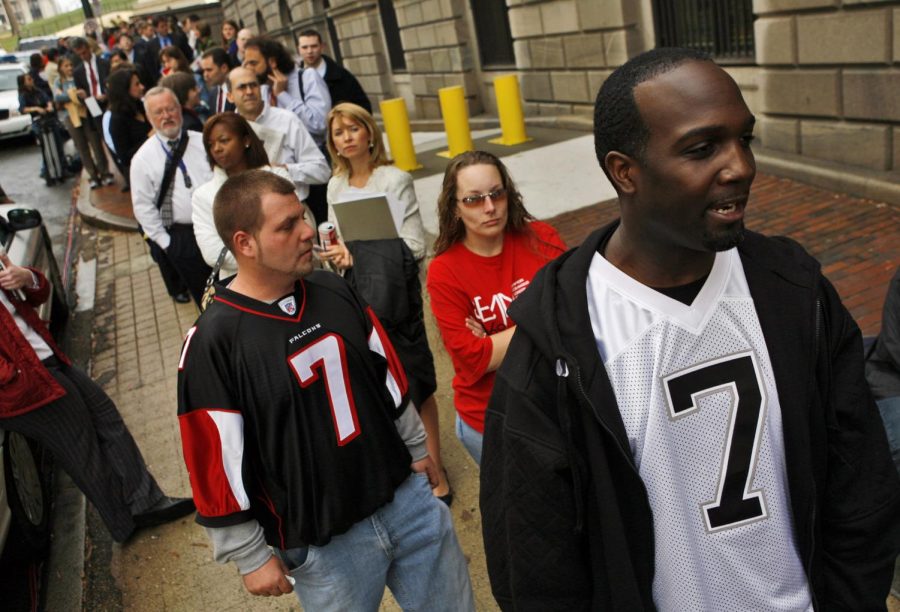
[548,172,900,336]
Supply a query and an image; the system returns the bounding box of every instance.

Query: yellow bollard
[437,86,473,159]
[489,74,532,146]
[380,98,422,172]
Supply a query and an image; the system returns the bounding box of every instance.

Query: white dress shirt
[252,106,330,202]
[275,66,331,147]
[130,131,213,250]
[84,55,103,97]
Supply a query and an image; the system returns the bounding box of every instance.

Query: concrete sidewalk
[70,130,900,610]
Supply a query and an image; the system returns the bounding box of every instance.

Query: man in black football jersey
[177,170,473,610]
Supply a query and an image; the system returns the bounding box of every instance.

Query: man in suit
[116,32,152,89]
[297,29,371,113]
[69,36,114,185]
[146,15,193,79]
[199,47,235,115]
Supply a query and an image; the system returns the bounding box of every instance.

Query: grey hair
[142,86,178,112]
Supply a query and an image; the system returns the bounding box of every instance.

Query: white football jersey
[586,248,812,612]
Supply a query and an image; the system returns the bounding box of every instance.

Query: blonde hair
[325,102,390,176]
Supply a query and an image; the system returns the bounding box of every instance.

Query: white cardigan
[191,165,315,278]
[326,164,426,261]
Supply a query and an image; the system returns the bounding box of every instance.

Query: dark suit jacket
[73,56,111,118]
[202,84,236,115]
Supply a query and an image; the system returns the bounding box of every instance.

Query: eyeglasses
[458,188,507,206]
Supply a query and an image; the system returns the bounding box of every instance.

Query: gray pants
[2,359,163,542]
[63,114,109,181]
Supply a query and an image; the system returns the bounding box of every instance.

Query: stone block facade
[217,0,900,185]
[755,1,900,173]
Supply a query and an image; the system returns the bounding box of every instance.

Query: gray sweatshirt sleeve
[205,520,272,575]
[395,400,428,462]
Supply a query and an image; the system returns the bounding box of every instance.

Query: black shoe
[174,291,191,303]
[133,496,195,528]
[436,468,453,507]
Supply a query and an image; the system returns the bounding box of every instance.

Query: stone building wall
[394,0,480,118]
[754,0,900,174]
[218,0,899,196]
[506,0,648,117]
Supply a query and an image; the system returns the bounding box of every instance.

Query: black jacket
[344,239,436,407]
[73,56,110,102]
[866,267,900,399]
[304,55,371,113]
[481,222,900,611]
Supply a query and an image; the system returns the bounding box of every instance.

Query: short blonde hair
[325,103,390,176]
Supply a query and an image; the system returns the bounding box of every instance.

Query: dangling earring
[368,141,374,150]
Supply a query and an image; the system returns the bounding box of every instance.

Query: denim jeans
[876,396,900,476]
[455,414,483,466]
[275,473,474,611]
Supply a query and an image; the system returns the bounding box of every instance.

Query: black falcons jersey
[177,271,412,549]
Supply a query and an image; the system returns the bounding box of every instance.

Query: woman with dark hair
[159,45,190,77]
[108,49,128,71]
[158,71,204,131]
[107,66,149,186]
[221,19,239,57]
[19,73,65,185]
[321,102,453,502]
[191,113,311,278]
[192,21,214,54]
[426,150,566,464]
[18,73,52,119]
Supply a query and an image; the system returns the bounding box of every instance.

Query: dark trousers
[150,224,212,306]
[2,360,163,542]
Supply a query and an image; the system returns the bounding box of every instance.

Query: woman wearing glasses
[427,151,566,464]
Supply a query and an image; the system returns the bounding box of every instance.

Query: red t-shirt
[426,221,566,432]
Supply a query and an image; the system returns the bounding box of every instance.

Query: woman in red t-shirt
[426,151,566,464]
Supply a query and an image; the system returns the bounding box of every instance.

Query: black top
[178,271,412,548]
[866,267,900,398]
[109,111,149,167]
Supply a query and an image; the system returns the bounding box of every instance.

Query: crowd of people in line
[7,23,900,611]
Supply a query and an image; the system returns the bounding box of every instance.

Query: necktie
[88,61,99,98]
[216,89,223,113]
[160,139,179,228]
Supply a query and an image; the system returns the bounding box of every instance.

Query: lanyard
[158,136,192,189]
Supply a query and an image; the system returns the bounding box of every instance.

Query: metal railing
[653,0,755,63]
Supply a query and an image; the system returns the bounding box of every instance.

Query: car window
[0,70,21,91]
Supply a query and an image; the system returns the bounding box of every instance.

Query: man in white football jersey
[480,48,900,611]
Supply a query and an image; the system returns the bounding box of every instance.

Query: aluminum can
[318,222,337,248]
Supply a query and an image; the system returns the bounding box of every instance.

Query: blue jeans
[455,414,483,466]
[275,473,474,611]
[876,396,900,476]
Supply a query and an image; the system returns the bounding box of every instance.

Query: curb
[75,175,139,233]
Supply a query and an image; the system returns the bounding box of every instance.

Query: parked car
[0,63,32,141]
[0,205,68,561]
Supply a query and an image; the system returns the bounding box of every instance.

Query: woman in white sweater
[321,103,451,504]
[192,113,312,278]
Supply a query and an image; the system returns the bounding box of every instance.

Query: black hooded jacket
[481,222,900,611]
